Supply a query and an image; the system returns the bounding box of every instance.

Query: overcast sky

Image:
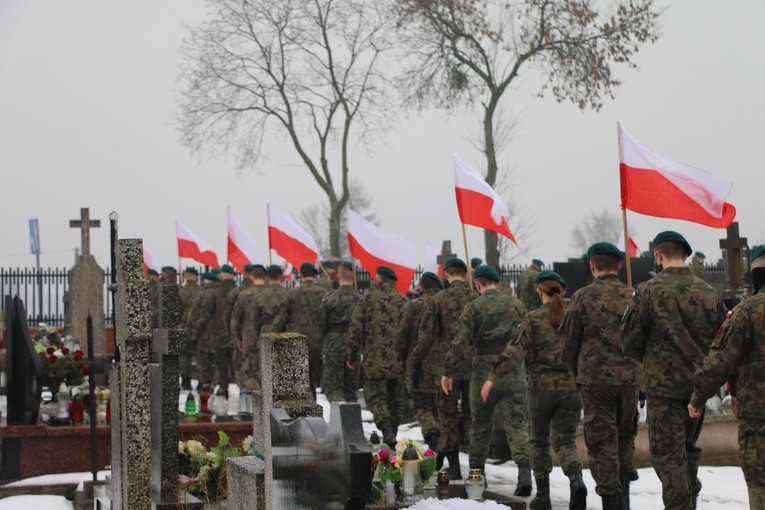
[1,1,763,272]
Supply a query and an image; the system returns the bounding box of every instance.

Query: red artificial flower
[424,448,437,457]
[81,366,90,376]
[46,347,55,355]
[377,448,390,463]
[73,350,85,361]
[48,355,57,363]
[77,363,84,370]
[61,347,70,355]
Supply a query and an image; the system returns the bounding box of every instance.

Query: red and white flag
[176,221,220,268]
[423,243,444,281]
[453,154,518,245]
[227,207,261,273]
[618,121,735,228]
[267,204,319,269]
[143,245,160,275]
[347,209,416,295]
[282,262,294,282]
[616,232,639,259]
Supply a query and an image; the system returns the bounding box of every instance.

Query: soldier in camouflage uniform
[317,261,360,403]
[689,244,765,509]
[273,262,328,400]
[188,271,227,391]
[517,259,543,311]
[442,265,531,495]
[621,231,726,510]
[147,269,161,330]
[559,242,639,510]
[212,265,238,395]
[395,272,442,450]
[410,257,477,479]
[179,267,203,390]
[230,265,267,390]
[486,270,585,510]
[347,266,408,449]
[245,265,288,384]
[318,260,338,290]
[689,252,709,282]
[227,263,255,387]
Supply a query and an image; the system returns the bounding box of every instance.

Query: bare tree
[176,0,393,256]
[571,208,622,255]
[298,178,379,258]
[394,0,662,266]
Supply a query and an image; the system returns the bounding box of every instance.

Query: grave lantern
[211,388,229,421]
[400,444,423,502]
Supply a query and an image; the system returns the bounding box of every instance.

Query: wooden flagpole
[461,223,473,288]
[622,207,633,288]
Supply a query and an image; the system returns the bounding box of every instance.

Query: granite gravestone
[68,207,106,358]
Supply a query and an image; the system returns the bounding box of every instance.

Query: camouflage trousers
[232,347,247,388]
[469,371,529,468]
[309,348,322,401]
[436,378,471,453]
[647,395,704,510]
[580,384,639,496]
[197,346,231,390]
[322,352,357,403]
[179,340,196,381]
[241,345,262,392]
[365,377,403,430]
[739,418,765,509]
[410,390,439,439]
[528,389,583,476]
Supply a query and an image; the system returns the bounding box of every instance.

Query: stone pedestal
[68,254,106,357]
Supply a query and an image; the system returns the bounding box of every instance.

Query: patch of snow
[0,495,73,510]
[4,471,107,488]
[409,498,509,509]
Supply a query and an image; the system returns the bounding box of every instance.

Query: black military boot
[378,421,397,449]
[601,494,621,510]
[436,451,445,470]
[529,475,551,510]
[514,461,532,496]
[446,452,462,480]
[565,468,587,510]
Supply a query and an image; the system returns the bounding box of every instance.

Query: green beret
[473,265,501,281]
[420,272,443,289]
[751,245,765,262]
[300,262,319,275]
[220,264,236,275]
[532,259,544,267]
[211,268,221,274]
[470,258,483,268]
[587,242,624,261]
[202,271,219,282]
[184,267,198,275]
[161,266,177,273]
[444,257,467,272]
[147,269,159,276]
[322,261,338,269]
[244,263,255,272]
[251,264,266,272]
[652,231,692,257]
[694,252,706,260]
[266,264,283,275]
[534,270,567,288]
[340,261,353,270]
[376,266,398,281]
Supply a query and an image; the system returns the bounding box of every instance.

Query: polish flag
[616,232,640,259]
[227,207,261,273]
[143,245,160,275]
[423,244,444,281]
[618,121,735,228]
[347,209,416,295]
[267,204,319,269]
[176,221,220,268]
[453,155,518,245]
[282,263,294,282]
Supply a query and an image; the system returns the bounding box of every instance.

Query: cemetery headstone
[68,207,106,358]
[719,221,748,291]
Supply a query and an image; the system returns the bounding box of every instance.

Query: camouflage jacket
[188,282,228,350]
[179,280,203,332]
[226,279,252,334]
[444,289,526,389]
[559,274,638,386]
[273,280,328,351]
[230,283,266,346]
[491,302,576,390]
[690,262,709,282]
[317,285,360,355]
[219,279,237,339]
[690,287,765,420]
[410,280,478,381]
[347,281,407,379]
[395,288,440,391]
[620,267,726,399]
[252,284,288,336]
[517,267,540,311]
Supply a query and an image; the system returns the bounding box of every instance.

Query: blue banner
[29,218,40,255]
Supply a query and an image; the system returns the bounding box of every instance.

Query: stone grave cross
[437,240,457,267]
[70,207,101,256]
[719,222,748,290]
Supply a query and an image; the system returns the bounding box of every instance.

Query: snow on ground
[0,495,73,509]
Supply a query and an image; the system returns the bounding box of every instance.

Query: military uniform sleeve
[252,298,264,338]
[620,287,649,362]
[395,302,415,361]
[191,292,213,341]
[272,294,289,333]
[443,305,474,378]
[346,296,366,361]
[690,308,747,409]
[488,323,526,382]
[230,294,245,344]
[410,301,437,366]
[559,294,584,379]
[316,295,329,336]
